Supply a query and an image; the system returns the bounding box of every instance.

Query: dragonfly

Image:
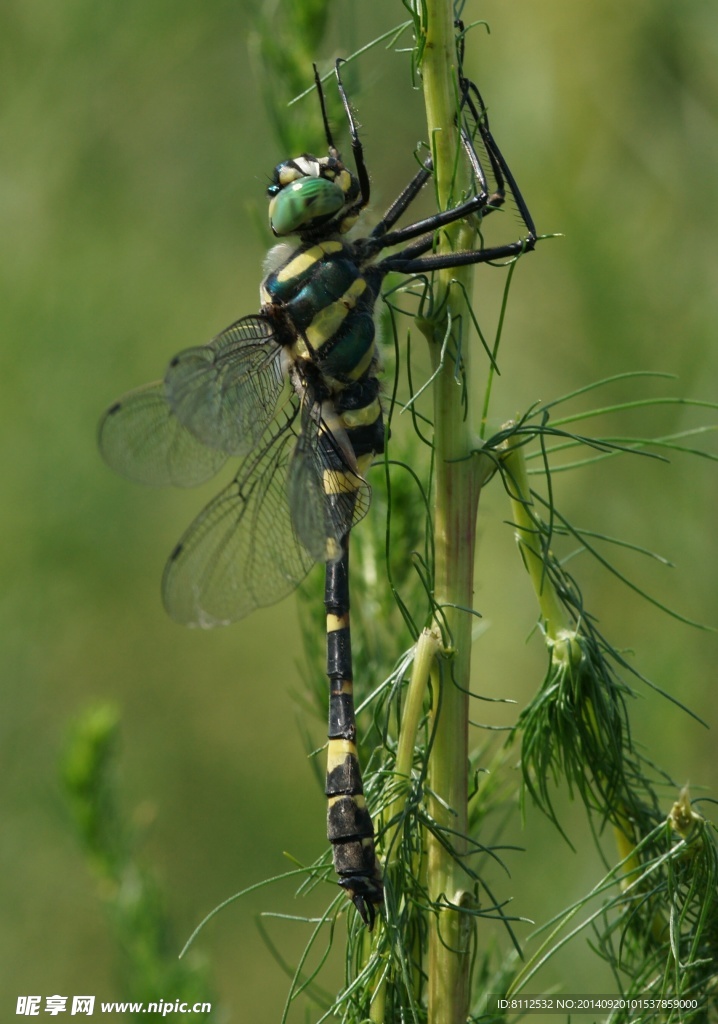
[98,59,536,929]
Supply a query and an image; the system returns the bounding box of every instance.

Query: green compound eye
[269,177,346,236]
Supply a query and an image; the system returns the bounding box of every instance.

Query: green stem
[420,2,481,1020]
[371,630,441,1023]
[386,628,442,868]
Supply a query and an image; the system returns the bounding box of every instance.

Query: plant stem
[420,2,482,1020]
[386,627,442,868]
[503,436,569,640]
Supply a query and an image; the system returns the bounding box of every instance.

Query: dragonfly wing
[98,381,227,487]
[162,402,316,627]
[164,314,285,456]
[288,399,371,562]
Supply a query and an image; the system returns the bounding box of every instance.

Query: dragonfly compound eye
[268,176,346,237]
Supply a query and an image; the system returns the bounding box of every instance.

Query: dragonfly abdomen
[325,542,383,929]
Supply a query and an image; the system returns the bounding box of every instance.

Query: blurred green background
[2,0,717,1019]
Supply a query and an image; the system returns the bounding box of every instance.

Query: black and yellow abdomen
[318,398,384,928]
[324,539,383,928]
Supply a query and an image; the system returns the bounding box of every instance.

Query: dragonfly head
[268,152,361,239]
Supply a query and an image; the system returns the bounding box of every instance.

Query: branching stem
[503,436,570,640]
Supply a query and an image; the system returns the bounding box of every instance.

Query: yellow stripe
[275,240,344,284]
[322,467,362,495]
[340,398,382,429]
[291,337,311,361]
[305,278,367,350]
[275,245,323,284]
[355,453,373,476]
[327,740,358,771]
[339,213,359,234]
[325,537,342,561]
[336,170,352,194]
[327,613,349,632]
[346,345,376,382]
[329,679,354,695]
[327,793,367,810]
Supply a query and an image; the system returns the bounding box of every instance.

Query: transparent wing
[162,401,317,627]
[288,399,371,562]
[164,314,285,456]
[98,381,227,488]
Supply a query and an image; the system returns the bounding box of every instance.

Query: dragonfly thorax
[260,237,380,384]
[268,152,360,239]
